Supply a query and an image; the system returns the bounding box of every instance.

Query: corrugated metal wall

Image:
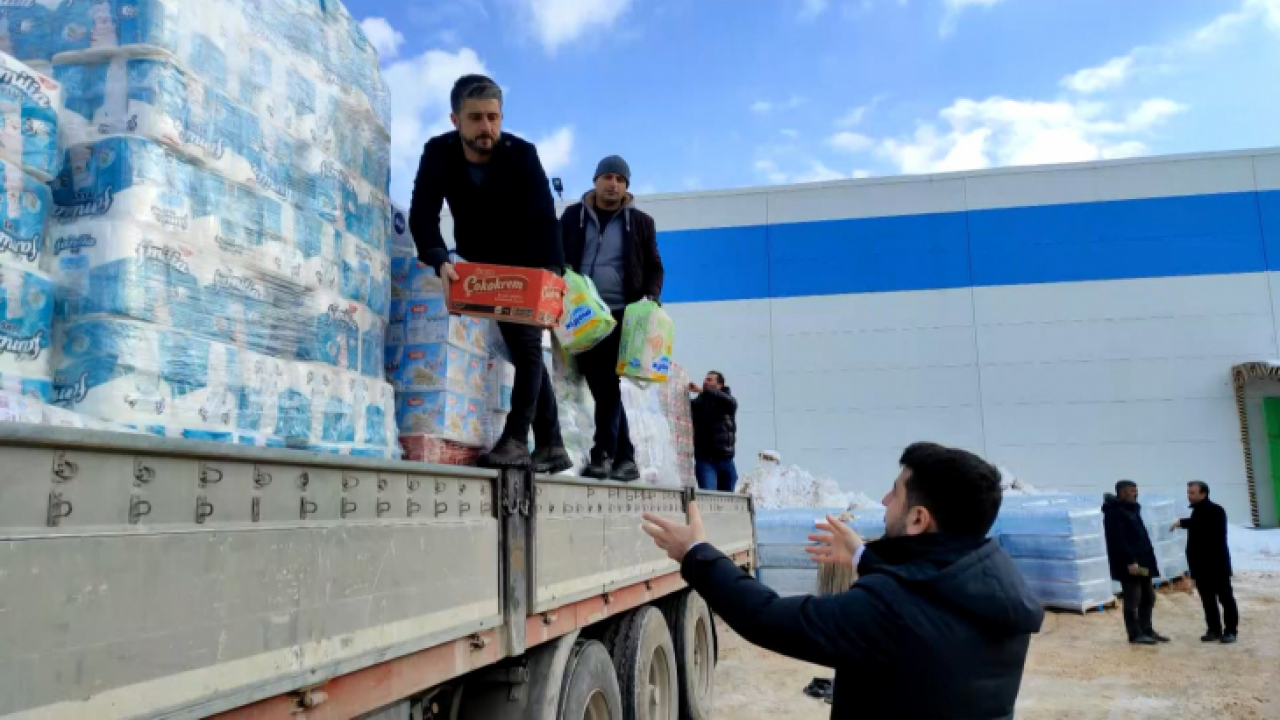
[640,149,1280,522]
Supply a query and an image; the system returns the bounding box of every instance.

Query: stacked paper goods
[5,1,397,457]
[387,245,514,463]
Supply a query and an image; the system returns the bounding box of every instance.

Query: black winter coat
[691,387,736,462]
[1102,494,1159,581]
[681,534,1044,719]
[409,131,564,273]
[561,194,664,304]
[1178,498,1233,580]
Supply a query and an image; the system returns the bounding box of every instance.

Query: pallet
[1042,596,1118,615]
[1153,572,1191,591]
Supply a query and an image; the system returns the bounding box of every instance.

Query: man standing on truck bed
[562,155,664,482]
[690,371,738,492]
[641,441,1045,719]
[408,74,572,473]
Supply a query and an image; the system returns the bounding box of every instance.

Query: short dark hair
[899,442,1002,536]
[708,371,725,385]
[1116,480,1137,494]
[1187,480,1210,496]
[450,74,503,114]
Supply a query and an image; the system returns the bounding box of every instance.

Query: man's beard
[884,513,907,539]
[463,132,496,156]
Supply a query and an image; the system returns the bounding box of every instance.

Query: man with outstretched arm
[408,74,571,473]
[642,442,1044,719]
[1171,480,1238,643]
[689,370,738,492]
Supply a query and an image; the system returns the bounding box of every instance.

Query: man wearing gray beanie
[561,156,664,481]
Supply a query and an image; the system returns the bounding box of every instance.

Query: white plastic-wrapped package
[0,263,54,402]
[0,157,53,273]
[0,52,62,181]
[621,378,682,488]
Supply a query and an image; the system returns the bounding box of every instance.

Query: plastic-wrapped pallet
[26,1,395,459]
[755,507,886,597]
[996,496,1116,610]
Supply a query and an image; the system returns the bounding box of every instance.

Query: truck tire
[664,592,715,720]
[559,640,624,720]
[602,606,678,720]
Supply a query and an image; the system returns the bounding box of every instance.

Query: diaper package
[616,300,674,382]
[397,390,483,446]
[554,270,615,355]
[0,52,62,180]
[389,342,485,398]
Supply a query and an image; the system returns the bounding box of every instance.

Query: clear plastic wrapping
[0,52,62,181]
[0,262,55,401]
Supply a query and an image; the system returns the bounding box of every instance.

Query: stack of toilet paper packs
[386,231,515,463]
[2,0,399,457]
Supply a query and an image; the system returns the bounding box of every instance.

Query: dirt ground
[711,572,1280,719]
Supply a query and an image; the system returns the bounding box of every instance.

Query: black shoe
[1129,635,1158,645]
[478,437,531,469]
[1221,632,1237,644]
[581,451,612,479]
[802,678,832,700]
[1201,631,1222,642]
[1148,631,1171,643]
[610,459,640,482]
[532,445,573,474]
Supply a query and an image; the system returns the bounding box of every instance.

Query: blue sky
[344,0,1280,206]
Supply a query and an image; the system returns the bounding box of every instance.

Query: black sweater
[408,131,564,272]
[682,535,1044,719]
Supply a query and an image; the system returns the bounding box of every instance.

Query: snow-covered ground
[1229,524,1280,571]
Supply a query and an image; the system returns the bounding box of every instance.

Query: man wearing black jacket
[1102,480,1168,645]
[561,155,663,481]
[642,442,1045,719]
[408,74,571,472]
[690,371,738,492]
[1171,481,1238,643]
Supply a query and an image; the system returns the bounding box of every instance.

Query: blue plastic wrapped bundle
[993,504,1103,537]
[1012,557,1111,586]
[998,533,1107,561]
[1026,578,1115,610]
[0,52,63,181]
[0,264,55,402]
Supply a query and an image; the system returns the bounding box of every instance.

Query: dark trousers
[575,310,634,463]
[1120,577,1156,639]
[1195,575,1239,635]
[696,459,738,493]
[498,322,561,448]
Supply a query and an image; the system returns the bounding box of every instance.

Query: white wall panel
[767,178,967,224]
[976,314,1275,364]
[637,193,768,231]
[979,357,1235,405]
[1255,154,1280,192]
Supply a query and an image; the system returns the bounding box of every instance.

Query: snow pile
[998,466,1041,496]
[1229,525,1280,572]
[739,452,883,510]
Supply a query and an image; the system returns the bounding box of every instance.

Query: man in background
[1103,480,1169,645]
[641,442,1044,718]
[690,371,738,492]
[408,74,571,473]
[562,155,663,481]
[1171,481,1238,643]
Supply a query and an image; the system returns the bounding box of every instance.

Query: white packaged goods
[0,264,54,401]
[616,299,673,382]
[554,270,614,355]
[0,52,62,181]
[12,0,396,458]
[0,156,52,273]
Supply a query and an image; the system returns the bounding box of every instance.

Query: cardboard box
[447,263,566,328]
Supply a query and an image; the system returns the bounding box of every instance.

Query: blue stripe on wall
[655,190,1273,303]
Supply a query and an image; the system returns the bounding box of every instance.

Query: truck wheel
[603,606,678,720]
[559,640,624,720]
[665,592,715,720]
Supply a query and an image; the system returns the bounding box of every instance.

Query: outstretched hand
[643,501,707,563]
[806,514,864,567]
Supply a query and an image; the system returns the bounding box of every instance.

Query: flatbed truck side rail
[0,426,755,720]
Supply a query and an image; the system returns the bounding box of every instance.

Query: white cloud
[940,0,1006,36]
[523,0,635,53]
[383,46,489,204]
[852,169,875,179]
[361,17,406,61]
[797,0,830,20]
[837,106,869,127]
[750,96,805,114]
[533,126,574,175]
[829,131,874,153]
[1061,55,1133,94]
[780,128,800,138]
[755,158,851,185]
[875,96,1186,175]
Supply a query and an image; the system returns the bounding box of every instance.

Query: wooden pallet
[1043,596,1119,615]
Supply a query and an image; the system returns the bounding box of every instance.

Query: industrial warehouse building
[639,148,1280,527]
